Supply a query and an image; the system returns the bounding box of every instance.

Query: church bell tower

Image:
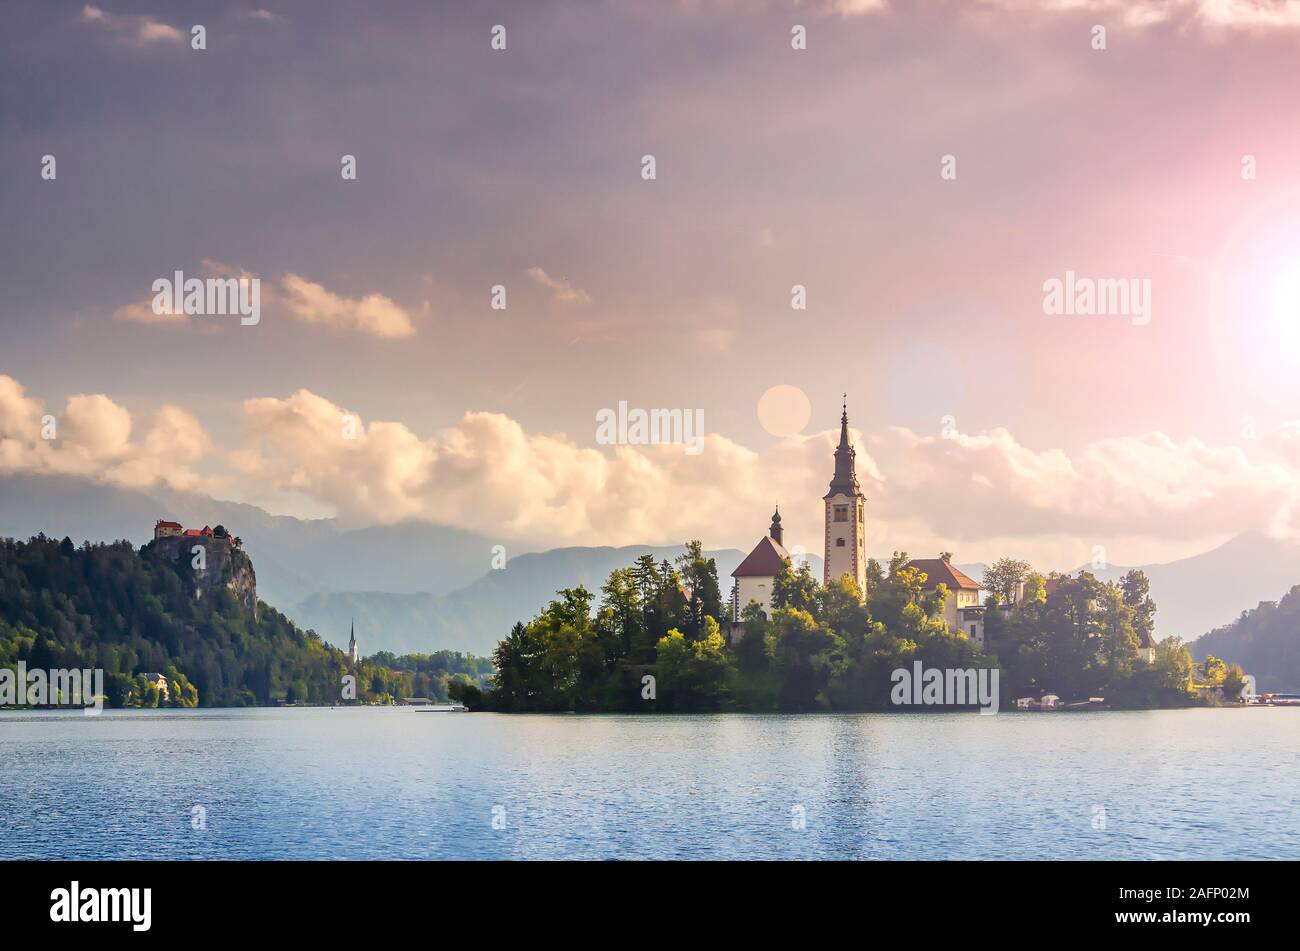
[824,397,867,593]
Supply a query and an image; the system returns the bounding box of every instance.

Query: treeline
[982,559,1206,708]
[0,534,488,708]
[368,650,495,704]
[483,544,1211,712]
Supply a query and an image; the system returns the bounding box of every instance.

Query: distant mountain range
[3,475,1299,666]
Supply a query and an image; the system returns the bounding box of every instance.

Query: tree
[1201,655,1227,686]
[734,601,771,674]
[598,567,643,664]
[765,608,839,710]
[771,559,819,615]
[675,541,722,640]
[1121,569,1156,650]
[1221,663,1247,702]
[983,558,1031,606]
[1097,584,1139,674]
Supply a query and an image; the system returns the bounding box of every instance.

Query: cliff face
[150,536,258,619]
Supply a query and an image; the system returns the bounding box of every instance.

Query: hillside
[0,533,357,706]
[1192,585,1300,692]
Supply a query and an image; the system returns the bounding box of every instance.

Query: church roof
[732,535,790,578]
[906,559,981,591]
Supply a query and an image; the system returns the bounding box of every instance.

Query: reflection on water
[1,707,1295,859]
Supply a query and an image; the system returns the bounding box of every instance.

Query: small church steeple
[769,505,783,546]
[348,619,359,665]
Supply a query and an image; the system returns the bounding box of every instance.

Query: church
[729,400,986,645]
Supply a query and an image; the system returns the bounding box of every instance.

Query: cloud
[798,0,1300,30]
[279,273,416,338]
[526,267,592,306]
[882,425,1300,547]
[111,262,415,339]
[0,376,210,491]
[822,0,886,16]
[81,5,184,45]
[970,0,1300,30]
[112,299,184,324]
[8,371,1300,564]
[229,387,853,545]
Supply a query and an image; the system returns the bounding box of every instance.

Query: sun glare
[1271,262,1300,351]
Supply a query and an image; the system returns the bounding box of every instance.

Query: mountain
[1191,585,1300,692]
[0,474,507,608]
[292,545,827,655]
[1068,533,1300,641]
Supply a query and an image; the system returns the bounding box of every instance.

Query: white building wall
[735,575,775,617]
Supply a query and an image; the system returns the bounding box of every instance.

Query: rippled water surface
[1,708,1295,859]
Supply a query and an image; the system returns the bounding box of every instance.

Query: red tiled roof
[732,535,790,578]
[155,520,182,529]
[182,529,202,536]
[905,558,981,591]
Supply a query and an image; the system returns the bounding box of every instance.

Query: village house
[905,557,986,647]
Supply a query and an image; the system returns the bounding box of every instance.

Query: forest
[484,542,1222,712]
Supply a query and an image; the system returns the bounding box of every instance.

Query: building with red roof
[730,507,791,628]
[905,556,986,646]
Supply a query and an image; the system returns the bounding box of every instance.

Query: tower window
[836,538,845,547]
[833,505,849,522]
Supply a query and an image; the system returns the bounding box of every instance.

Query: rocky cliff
[149,535,258,619]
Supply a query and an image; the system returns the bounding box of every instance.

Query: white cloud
[111,263,415,339]
[81,5,184,45]
[229,387,854,545]
[279,273,416,338]
[0,376,209,491]
[8,371,1300,564]
[526,267,593,306]
[882,425,1300,550]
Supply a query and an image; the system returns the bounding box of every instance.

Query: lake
[1,707,1295,860]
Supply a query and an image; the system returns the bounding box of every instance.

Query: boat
[415,703,469,713]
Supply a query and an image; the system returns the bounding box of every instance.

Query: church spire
[825,397,861,499]
[769,504,783,546]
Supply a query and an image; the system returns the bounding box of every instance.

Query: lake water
[1,707,1295,860]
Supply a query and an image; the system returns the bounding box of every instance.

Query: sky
[3,0,1300,572]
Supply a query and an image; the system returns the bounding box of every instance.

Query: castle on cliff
[151,519,257,617]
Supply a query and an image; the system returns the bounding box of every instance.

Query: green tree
[771,558,820,615]
[982,558,1032,605]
